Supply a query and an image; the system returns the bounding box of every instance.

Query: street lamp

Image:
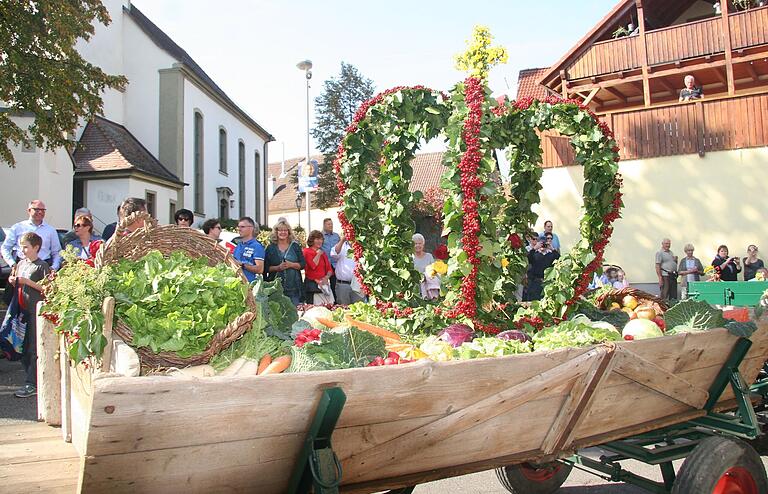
[294,194,303,228]
[297,59,313,232]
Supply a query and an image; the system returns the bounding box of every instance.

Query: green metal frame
[286,387,347,494]
[563,337,762,493]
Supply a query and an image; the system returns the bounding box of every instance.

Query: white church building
[0,0,273,231]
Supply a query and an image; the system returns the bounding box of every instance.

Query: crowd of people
[656,239,765,301]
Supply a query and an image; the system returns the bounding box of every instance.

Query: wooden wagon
[32,304,768,494]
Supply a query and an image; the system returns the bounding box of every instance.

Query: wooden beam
[568,52,768,95]
[656,77,675,94]
[636,0,651,107]
[721,0,735,95]
[745,62,760,82]
[560,70,569,98]
[605,86,628,102]
[582,87,601,105]
[711,66,728,86]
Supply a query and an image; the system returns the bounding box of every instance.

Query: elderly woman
[66,214,102,261]
[412,233,440,300]
[264,220,305,305]
[678,243,704,298]
[303,230,334,305]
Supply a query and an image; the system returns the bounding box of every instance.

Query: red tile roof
[73,115,183,185]
[516,68,550,100]
[267,151,446,213]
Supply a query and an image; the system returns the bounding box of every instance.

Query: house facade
[0,114,74,229]
[1,0,273,232]
[517,0,768,285]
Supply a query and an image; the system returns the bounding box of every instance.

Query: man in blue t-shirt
[233,217,265,283]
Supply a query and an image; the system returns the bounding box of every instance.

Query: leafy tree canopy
[309,62,374,209]
[0,0,127,166]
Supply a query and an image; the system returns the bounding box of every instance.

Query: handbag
[0,293,27,361]
[305,279,323,294]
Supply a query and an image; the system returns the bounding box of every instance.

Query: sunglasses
[74,223,90,228]
[30,208,46,212]
[178,217,192,222]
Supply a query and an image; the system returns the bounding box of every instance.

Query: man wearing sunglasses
[1,199,62,272]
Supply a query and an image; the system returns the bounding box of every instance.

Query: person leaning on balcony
[679,75,703,102]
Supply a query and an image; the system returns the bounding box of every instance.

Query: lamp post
[295,194,303,229]
[297,59,313,232]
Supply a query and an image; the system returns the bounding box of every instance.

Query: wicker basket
[593,287,669,315]
[94,211,256,368]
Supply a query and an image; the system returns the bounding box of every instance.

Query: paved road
[0,356,37,425]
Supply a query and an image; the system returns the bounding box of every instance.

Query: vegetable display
[532,316,621,352]
[107,251,247,357]
[288,326,387,373]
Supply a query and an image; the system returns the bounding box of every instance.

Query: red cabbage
[497,330,531,343]
[437,324,475,347]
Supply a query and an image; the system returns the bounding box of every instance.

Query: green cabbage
[454,337,532,359]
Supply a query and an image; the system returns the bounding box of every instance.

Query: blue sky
[133,0,618,162]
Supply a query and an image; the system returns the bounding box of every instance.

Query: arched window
[254,151,262,223]
[193,111,204,213]
[219,128,227,174]
[238,140,246,218]
[219,198,229,220]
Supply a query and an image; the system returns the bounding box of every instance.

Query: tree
[310,62,375,209]
[0,0,127,167]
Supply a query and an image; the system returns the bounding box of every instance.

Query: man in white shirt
[1,200,62,271]
[331,234,364,306]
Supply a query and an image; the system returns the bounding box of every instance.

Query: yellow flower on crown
[426,260,448,278]
[501,258,509,268]
[454,25,508,80]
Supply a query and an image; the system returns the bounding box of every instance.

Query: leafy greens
[107,250,247,357]
[288,326,387,373]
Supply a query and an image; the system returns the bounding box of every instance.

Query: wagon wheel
[495,461,572,494]
[671,436,767,494]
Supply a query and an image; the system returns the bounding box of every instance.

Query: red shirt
[303,247,333,281]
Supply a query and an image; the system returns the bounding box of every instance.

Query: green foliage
[335,29,621,327]
[573,300,631,330]
[0,0,127,166]
[532,318,621,352]
[251,278,298,340]
[287,326,386,373]
[664,299,726,331]
[454,337,531,359]
[107,251,247,357]
[310,62,375,208]
[42,247,112,362]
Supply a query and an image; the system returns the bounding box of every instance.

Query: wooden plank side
[341,348,603,481]
[72,327,767,492]
[37,302,61,425]
[611,347,709,409]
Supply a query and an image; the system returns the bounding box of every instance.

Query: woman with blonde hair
[263,220,305,305]
[678,243,704,298]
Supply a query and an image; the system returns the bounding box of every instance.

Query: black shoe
[14,384,36,398]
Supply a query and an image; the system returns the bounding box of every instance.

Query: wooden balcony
[539,92,768,168]
[565,6,768,81]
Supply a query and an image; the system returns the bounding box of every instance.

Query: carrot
[256,354,272,375]
[315,316,340,329]
[260,355,291,375]
[344,316,402,343]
